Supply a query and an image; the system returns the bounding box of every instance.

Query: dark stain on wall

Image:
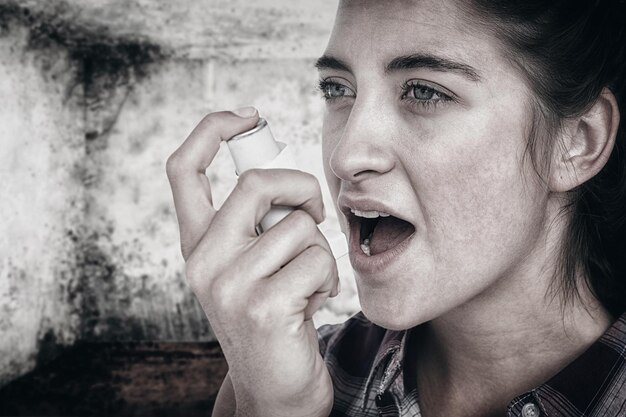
[78,41,162,154]
[0,2,166,146]
[67,228,213,343]
[1,3,212,346]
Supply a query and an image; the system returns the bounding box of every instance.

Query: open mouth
[351,210,416,257]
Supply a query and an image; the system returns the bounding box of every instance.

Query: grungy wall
[0,0,359,387]
[0,18,83,387]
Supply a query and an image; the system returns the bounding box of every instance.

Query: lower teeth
[360,238,371,257]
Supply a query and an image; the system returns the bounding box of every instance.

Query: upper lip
[337,194,416,228]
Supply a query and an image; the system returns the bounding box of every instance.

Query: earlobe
[549,87,620,193]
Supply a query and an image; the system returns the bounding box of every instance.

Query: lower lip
[348,223,415,274]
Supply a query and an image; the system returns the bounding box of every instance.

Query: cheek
[359,116,549,328]
[415,115,547,273]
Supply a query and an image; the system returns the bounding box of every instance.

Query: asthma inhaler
[226,117,348,260]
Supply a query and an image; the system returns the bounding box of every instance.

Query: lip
[338,195,417,274]
[337,195,416,225]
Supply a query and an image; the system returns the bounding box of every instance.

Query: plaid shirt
[317,312,626,417]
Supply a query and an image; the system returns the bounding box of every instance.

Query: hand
[166,108,337,417]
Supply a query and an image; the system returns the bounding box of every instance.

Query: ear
[549,87,620,193]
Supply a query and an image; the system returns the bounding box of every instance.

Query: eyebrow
[315,53,481,82]
[315,55,353,73]
[386,53,481,81]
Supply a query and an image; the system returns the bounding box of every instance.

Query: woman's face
[320,0,551,329]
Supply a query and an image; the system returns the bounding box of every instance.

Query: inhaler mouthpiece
[226,117,347,260]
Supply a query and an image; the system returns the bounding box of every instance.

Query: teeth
[351,209,391,218]
[360,238,371,257]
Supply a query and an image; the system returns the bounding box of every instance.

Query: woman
[166,0,626,416]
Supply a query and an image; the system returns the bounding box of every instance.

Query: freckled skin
[319,3,618,415]
[167,1,616,415]
[321,0,549,329]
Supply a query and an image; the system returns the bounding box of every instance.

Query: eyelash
[317,78,456,111]
[317,79,354,101]
[400,80,455,110]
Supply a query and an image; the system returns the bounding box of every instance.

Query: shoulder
[530,312,626,416]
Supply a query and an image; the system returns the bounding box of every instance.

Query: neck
[415,202,613,417]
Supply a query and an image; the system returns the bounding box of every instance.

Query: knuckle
[200,110,228,126]
[237,169,265,193]
[245,295,273,326]
[165,152,179,177]
[165,152,183,179]
[307,244,333,266]
[304,172,322,195]
[194,112,220,133]
[318,247,335,272]
[208,277,236,311]
[288,209,317,232]
[186,258,239,313]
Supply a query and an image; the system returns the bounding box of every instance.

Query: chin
[357,286,437,331]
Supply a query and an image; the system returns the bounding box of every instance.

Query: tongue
[369,216,414,256]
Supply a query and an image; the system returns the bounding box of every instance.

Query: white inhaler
[226,118,348,260]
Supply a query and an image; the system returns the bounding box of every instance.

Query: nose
[328,105,396,183]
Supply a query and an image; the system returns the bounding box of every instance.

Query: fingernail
[232,106,257,118]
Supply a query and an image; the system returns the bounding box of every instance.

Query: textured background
[0,0,360,388]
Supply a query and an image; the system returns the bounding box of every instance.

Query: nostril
[330,146,396,182]
[353,169,385,179]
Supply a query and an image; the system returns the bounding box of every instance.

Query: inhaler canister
[227,118,294,233]
[226,118,348,260]
[227,118,280,174]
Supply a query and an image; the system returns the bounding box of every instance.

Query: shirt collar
[362,327,408,409]
[518,312,626,416]
[360,312,626,416]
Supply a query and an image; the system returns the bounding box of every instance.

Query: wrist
[232,382,333,417]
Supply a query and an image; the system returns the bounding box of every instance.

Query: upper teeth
[350,209,391,218]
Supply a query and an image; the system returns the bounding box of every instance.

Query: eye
[401,79,456,110]
[411,85,439,100]
[318,78,356,101]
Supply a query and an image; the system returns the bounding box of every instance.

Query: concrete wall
[0,0,359,387]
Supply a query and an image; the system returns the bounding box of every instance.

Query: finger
[209,168,325,243]
[240,209,329,279]
[267,245,339,321]
[305,293,331,322]
[166,108,259,259]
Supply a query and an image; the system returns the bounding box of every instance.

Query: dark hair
[461,0,626,317]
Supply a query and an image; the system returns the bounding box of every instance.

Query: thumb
[182,107,260,169]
